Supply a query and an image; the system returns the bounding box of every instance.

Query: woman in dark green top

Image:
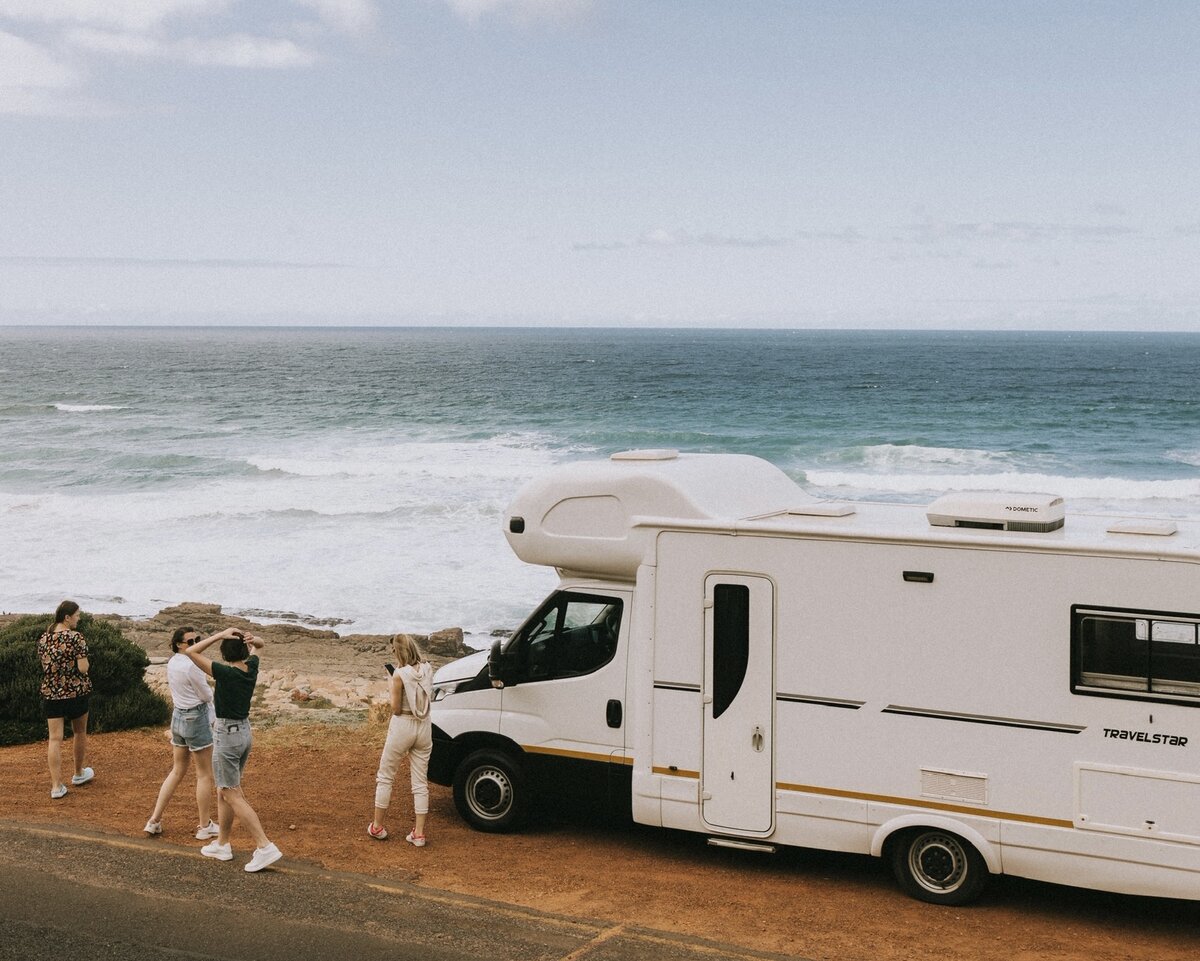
[184,628,282,873]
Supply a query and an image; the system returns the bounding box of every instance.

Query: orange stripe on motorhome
[776,781,1073,828]
[652,766,699,779]
[521,745,633,765]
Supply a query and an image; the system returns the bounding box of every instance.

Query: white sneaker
[200,841,233,861]
[50,784,68,799]
[144,819,162,835]
[195,820,219,840]
[405,831,426,848]
[244,842,282,873]
[71,767,94,786]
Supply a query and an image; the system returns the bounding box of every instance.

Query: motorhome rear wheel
[890,829,990,906]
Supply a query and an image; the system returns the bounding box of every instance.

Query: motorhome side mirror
[488,637,513,688]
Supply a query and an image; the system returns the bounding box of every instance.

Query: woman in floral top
[38,600,94,799]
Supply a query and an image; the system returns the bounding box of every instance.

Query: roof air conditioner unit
[926,492,1065,533]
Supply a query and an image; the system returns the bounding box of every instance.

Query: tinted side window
[1079,616,1147,691]
[1152,621,1200,695]
[712,584,750,719]
[1074,607,1200,704]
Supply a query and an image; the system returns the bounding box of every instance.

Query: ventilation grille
[921,768,988,804]
[996,518,1065,533]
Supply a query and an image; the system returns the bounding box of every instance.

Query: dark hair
[171,626,196,653]
[53,600,80,629]
[220,635,249,663]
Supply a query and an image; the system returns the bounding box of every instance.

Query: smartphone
[384,662,395,675]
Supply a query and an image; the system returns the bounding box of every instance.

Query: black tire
[452,749,529,833]
[889,828,990,905]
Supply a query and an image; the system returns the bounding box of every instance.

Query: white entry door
[701,574,775,834]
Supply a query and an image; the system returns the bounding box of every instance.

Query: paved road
[0,821,797,961]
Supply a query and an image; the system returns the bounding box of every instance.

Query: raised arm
[183,627,241,678]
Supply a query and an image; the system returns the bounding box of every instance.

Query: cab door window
[516,593,622,682]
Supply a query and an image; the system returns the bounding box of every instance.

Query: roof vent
[927,492,1065,533]
[1107,519,1178,536]
[786,503,856,518]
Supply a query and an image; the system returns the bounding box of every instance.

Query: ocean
[2,327,1198,644]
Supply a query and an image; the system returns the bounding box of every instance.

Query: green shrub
[0,613,169,747]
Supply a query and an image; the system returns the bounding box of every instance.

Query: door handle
[751,725,764,752]
[606,699,623,729]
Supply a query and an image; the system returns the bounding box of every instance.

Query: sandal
[367,822,388,840]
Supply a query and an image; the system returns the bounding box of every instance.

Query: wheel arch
[871,815,1001,875]
[430,728,526,786]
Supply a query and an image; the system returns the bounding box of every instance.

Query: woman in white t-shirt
[143,626,228,839]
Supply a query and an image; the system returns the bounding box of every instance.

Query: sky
[1,0,1198,330]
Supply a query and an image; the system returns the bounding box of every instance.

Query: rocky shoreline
[2,602,479,727]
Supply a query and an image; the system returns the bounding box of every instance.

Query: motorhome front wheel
[452,749,529,833]
[890,829,989,906]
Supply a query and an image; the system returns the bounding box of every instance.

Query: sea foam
[4,328,1199,638]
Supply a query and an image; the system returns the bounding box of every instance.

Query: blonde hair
[390,633,426,669]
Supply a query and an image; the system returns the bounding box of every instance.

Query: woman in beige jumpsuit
[368,633,433,846]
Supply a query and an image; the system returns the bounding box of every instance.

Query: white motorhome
[428,450,1200,904]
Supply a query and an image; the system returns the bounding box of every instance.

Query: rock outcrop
[132,603,473,724]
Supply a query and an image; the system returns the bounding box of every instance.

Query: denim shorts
[213,719,252,790]
[170,704,213,752]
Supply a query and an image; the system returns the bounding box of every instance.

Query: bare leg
[47,718,65,790]
[70,713,88,777]
[414,811,427,837]
[149,746,191,823]
[193,747,215,829]
[218,787,270,849]
[372,806,388,833]
[216,791,235,845]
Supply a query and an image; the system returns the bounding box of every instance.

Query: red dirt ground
[3,722,1199,960]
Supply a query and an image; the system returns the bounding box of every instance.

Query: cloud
[441,0,591,26]
[0,28,97,115]
[0,29,78,88]
[794,227,864,244]
[292,0,376,33]
[574,227,795,252]
[898,221,1137,245]
[0,0,378,112]
[0,0,232,32]
[0,255,347,268]
[65,27,320,68]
